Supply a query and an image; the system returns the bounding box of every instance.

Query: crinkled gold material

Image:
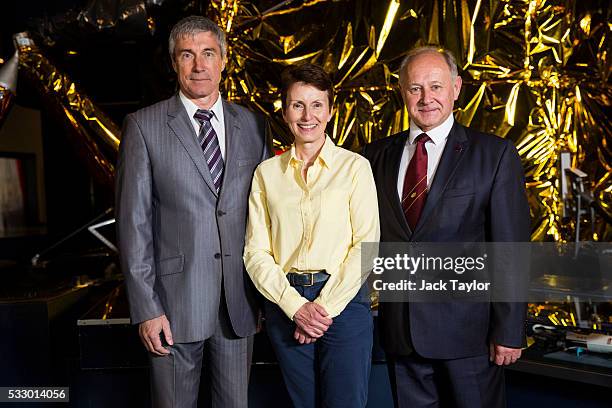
[209,0,610,243]
[210,1,610,321]
[13,32,120,187]
[78,0,151,33]
[0,51,18,130]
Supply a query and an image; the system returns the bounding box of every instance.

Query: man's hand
[294,326,317,344]
[293,302,332,338]
[489,342,521,366]
[139,314,174,356]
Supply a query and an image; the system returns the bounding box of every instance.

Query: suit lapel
[219,100,240,202]
[413,122,469,236]
[167,94,218,196]
[385,132,413,238]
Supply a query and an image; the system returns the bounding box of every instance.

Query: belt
[286,270,329,287]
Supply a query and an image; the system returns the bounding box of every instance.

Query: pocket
[237,159,259,167]
[321,188,350,223]
[440,193,474,220]
[156,254,184,276]
[443,188,474,198]
[237,159,260,183]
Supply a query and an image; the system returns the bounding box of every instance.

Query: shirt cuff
[278,292,309,321]
[313,298,341,319]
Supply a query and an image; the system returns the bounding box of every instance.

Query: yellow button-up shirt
[244,136,380,320]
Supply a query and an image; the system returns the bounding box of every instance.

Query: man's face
[400,52,462,132]
[172,31,225,107]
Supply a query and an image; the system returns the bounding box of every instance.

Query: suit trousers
[264,282,373,408]
[387,352,505,408]
[149,296,253,408]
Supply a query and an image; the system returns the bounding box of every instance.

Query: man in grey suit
[116,16,270,408]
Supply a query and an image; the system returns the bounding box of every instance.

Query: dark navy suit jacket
[363,121,530,359]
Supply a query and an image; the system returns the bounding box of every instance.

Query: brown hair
[280,63,334,111]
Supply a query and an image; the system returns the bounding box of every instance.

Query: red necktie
[402,133,431,230]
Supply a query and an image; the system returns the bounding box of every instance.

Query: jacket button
[217,210,226,216]
[214,253,221,259]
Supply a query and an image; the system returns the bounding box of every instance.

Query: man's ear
[453,76,462,101]
[398,79,409,107]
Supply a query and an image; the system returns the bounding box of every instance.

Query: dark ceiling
[2,0,211,123]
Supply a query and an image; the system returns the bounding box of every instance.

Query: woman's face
[283,82,332,145]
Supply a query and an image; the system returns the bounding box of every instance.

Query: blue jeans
[264,282,373,408]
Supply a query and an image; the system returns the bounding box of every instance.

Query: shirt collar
[283,135,336,173]
[408,113,454,145]
[179,91,224,123]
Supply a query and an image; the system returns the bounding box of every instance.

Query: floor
[1,280,609,407]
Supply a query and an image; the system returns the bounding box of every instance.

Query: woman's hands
[293,302,332,344]
[294,326,316,344]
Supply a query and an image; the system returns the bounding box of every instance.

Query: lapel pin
[455,144,463,153]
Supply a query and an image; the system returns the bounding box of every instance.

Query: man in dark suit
[116,16,270,408]
[363,46,530,407]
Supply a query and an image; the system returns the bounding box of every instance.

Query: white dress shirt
[396,113,455,200]
[179,91,226,160]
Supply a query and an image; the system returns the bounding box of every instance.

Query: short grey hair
[399,46,459,87]
[169,16,227,61]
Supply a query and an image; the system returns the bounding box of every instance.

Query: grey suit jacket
[116,94,270,343]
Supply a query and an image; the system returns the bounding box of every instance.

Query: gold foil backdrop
[13,32,120,188]
[210,0,611,243]
[7,0,608,242]
[5,1,607,327]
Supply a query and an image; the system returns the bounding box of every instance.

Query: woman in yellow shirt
[244,63,380,408]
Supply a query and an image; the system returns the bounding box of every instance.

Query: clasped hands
[292,302,332,344]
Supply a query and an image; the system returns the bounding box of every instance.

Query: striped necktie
[194,109,224,193]
[402,133,431,230]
